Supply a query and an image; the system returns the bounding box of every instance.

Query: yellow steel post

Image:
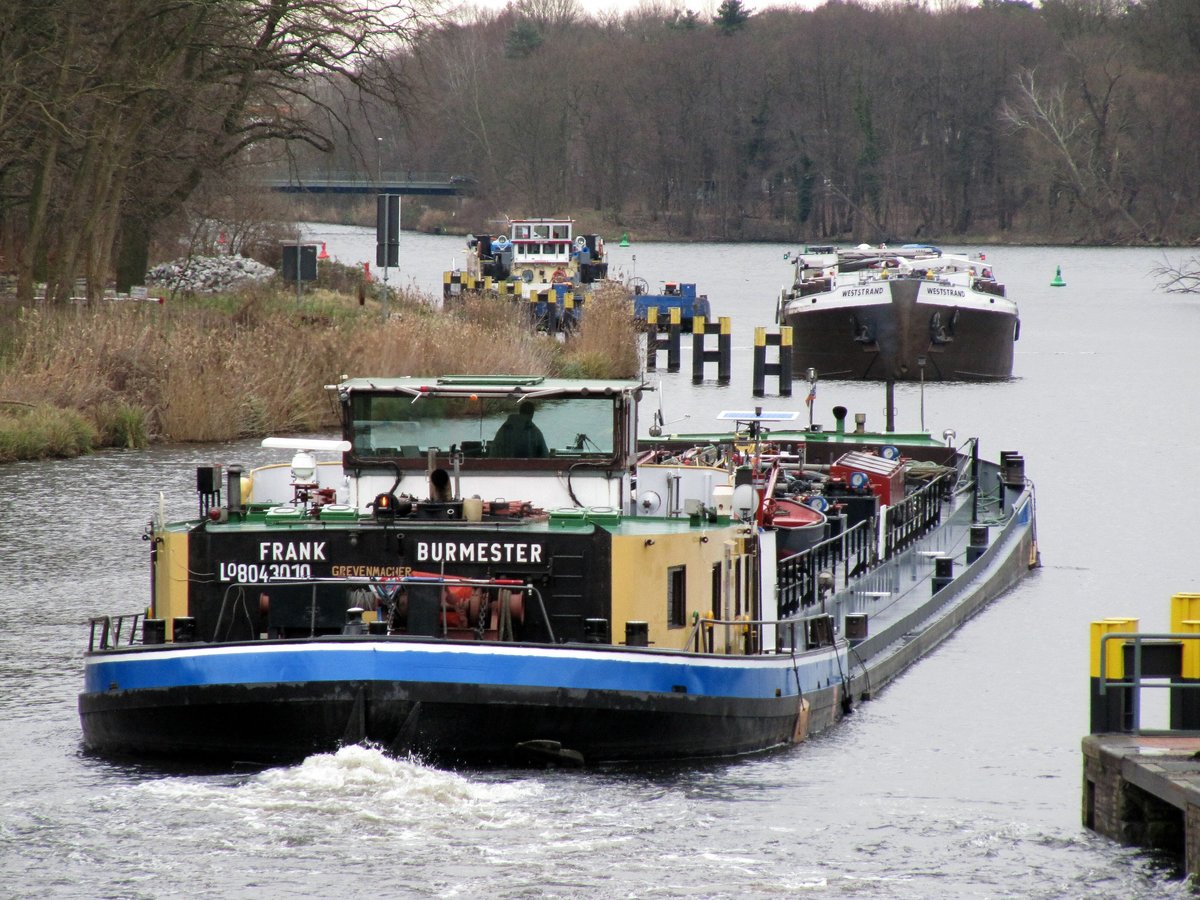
[1171,593,1200,632]
[1090,618,1138,679]
[1181,620,1200,680]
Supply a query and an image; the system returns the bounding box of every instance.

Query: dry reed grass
[561,283,641,378]
[0,281,642,451]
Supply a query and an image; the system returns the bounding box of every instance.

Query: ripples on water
[4,740,1177,899]
[3,241,1197,897]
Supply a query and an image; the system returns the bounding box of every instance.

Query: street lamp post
[917,354,927,431]
[806,367,817,429]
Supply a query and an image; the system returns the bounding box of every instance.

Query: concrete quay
[1083,733,1200,878]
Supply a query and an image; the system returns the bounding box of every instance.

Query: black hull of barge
[79,680,806,767]
[78,504,1036,769]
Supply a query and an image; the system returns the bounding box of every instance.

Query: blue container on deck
[633,283,711,326]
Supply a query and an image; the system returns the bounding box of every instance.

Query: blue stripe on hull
[83,640,841,701]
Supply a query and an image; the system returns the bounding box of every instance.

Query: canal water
[2,232,1198,897]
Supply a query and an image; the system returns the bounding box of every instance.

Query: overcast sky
[453,0,865,18]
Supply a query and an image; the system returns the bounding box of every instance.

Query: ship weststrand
[80,375,1038,766]
[777,244,1020,381]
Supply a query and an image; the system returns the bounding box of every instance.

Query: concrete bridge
[264,172,474,196]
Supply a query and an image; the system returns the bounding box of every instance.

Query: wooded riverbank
[7,2,1199,308]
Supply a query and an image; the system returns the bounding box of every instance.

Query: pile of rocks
[146,255,276,293]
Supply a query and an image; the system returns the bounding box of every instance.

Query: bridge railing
[264,171,470,186]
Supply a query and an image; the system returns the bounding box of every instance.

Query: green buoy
[1050,265,1066,287]
[619,232,630,247]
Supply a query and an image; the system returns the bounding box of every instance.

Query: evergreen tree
[714,0,750,35]
[505,20,543,58]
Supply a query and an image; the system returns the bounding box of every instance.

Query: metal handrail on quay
[1093,630,1200,734]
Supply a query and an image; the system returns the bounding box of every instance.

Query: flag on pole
[806,383,816,408]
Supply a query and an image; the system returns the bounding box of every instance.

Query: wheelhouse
[510,219,575,269]
[337,375,640,472]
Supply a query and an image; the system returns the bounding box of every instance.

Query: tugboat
[443,218,608,332]
[80,375,1038,767]
[777,244,1020,381]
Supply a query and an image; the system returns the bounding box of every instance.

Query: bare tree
[1002,64,1147,241]
[514,0,582,29]
[1,0,432,302]
[1152,256,1200,294]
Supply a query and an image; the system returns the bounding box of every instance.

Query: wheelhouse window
[514,242,570,262]
[668,565,687,628]
[348,393,618,463]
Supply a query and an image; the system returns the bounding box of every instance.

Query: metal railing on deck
[776,470,952,618]
[87,613,144,652]
[883,472,950,557]
[777,520,874,617]
[683,612,840,656]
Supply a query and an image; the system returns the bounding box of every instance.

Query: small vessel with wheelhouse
[444,218,609,332]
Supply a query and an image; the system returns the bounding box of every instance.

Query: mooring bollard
[1089,618,1137,733]
[562,289,579,334]
[931,555,954,593]
[1170,594,1200,730]
[692,316,731,384]
[526,289,542,329]
[625,620,649,647]
[752,325,793,396]
[646,307,658,371]
[967,524,989,563]
[845,613,868,645]
[1173,619,1200,730]
[646,306,682,373]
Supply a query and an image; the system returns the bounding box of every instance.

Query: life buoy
[574,236,587,252]
[493,235,510,251]
[551,269,568,284]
